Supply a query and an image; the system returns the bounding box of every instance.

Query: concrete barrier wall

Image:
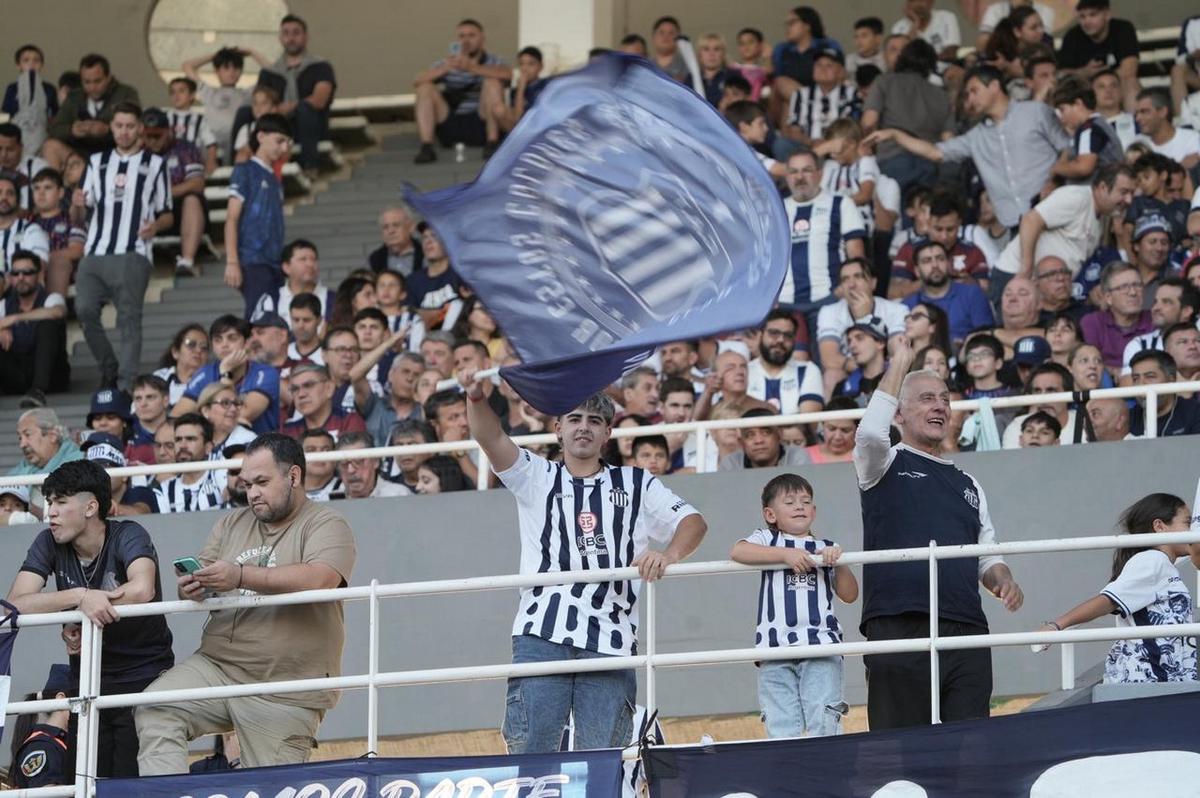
[3,436,1198,758]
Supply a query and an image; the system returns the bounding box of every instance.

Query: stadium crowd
[2,0,1200,788]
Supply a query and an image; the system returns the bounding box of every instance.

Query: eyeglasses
[153,441,175,451]
[181,338,208,350]
[905,312,931,322]
[208,398,244,409]
[9,269,38,277]
[1106,281,1144,294]
[1035,268,1071,281]
[326,346,360,355]
[762,327,793,339]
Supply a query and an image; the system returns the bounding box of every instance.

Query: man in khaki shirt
[135,433,356,775]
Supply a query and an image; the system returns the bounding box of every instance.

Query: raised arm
[181,51,215,82]
[863,129,944,163]
[459,364,519,472]
[854,335,913,488]
[351,326,406,411]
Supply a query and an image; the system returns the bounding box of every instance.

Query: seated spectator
[7,459,172,778]
[657,377,696,470]
[913,344,952,382]
[164,79,217,172]
[336,431,410,498]
[993,276,1046,352]
[407,224,463,331]
[126,375,171,465]
[751,308,825,413]
[1091,69,1138,149]
[412,18,508,163]
[770,7,839,119]
[620,366,662,421]
[719,407,812,470]
[7,409,81,512]
[816,119,879,231]
[1121,278,1199,378]
[148,420,178,486]
[85,432,156,515]
[618,34,647,56]
[2,45,58,156]
[1021,52,1059,105]
[352,308,394,398]
[383,419,436,491]
[1081,261,1155,374]
[1034,256,1089,322]
[0,175,49,273]
[726,100,786,180]
[732,27,771,100]
[300,428,343,501]
[173,315,281,435]
[805,395,860,463]
[1133,89,1200,169]
[0,249,68,402]
[834,322,888,403]
[8,666,72,789]
[322,325,361,413]
[890,190,990,298]
[891,0,961,62]
[696,34,736,108]
[491,46,548,131]
[353,337,425,445]
[632,435,671,477]
[1086,395,1135,442]
[332,274,380,328]
[196,381,256,461]
[180,47,251,165]
[903,241,994,347]
[1002,363,1078,447]
[423,389,477,484]
[375,270,425,349]
[903,303,953,361]
[1164,322,1200,383]
[976,1,1056,52]
[1128,215,1173,299]
[287,293,325,366]
[847,17,887,74]
[605,414,645,467]
[1051,76,1124,184]
[656,339,705,392]
[367,206,423,276]
[449,295,503,359]
[283,363,367,441]
[86,388,132,445]
[860,38,950,192]
[962,334,1014,400]
[136,435,355,774]
[140,107,206,276]
[254,239,334,326]
[42,54,140,168]
[1128,350,1200,436]
[718,72,754,111]
[0,122,46,212]
[29,168,85,297]
[1057,0,1139,111]
[1046,313,1084,369]
[230,85,282,162]
[1069,342,1108,391]
[696,350,773,421]
[454,338,507,415]
[153,413,226,513]
[782,48,858,146]
[155,324,209,407]
[650,16,693,85]
[1017,411,1062,447]
[995,164,1136,291]
[414,454,470,494]
[1011,334,1051,386]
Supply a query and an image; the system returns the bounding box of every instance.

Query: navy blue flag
[405,53,788,415]
[646,692,1200,796]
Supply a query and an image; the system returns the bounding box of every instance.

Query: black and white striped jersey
[496,448,698,656]
[166,110,217,151]
[742,528,843,648]
[8,154,48,208]
[82,148,172,258]
[0,217,49,272]
[153,470,227,514]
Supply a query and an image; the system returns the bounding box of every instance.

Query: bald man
[854,335,1023,730]
[1086,396,1135,442]
[992,275,1046,352]
[367,206,423,276]
[1034,255,1088,321]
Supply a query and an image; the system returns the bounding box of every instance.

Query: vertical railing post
[73,620,94,798]
[928,541,941,725]
[1060,643,1075,691]
[644,579,657,717]
[1145,390,1159,439]
[367,579,380,757]
[694,425,709,474]
[475,447,490,491]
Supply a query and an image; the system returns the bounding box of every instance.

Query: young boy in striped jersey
[731,473,858,738]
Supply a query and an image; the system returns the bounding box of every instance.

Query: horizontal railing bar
[2,381,1194,487]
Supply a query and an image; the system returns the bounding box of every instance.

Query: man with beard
[222,443,250,507]
[855,335,1024,730]
[0,249,69,402]
[282,363,366,441]
[460,364,707,753]
[748,308,825,415]
[153,414,226,514]
[0,174,49,272]
[903,241,993,348]
[718,407,812,471]
[136,434,356,774]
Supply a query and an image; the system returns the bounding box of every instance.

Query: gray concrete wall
[3,436,1198,755]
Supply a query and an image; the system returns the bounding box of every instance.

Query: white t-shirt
[1001,409,1079,448]
[1101,549,1197,684]
[978,2,1055,34]
[891,10,962,51]
[0,290,64,318]
[1133,128,1200,164]
[1104,111,1139,151]
[815,296,908,344]
[995,185,1099,276]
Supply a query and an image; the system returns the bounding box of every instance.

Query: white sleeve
[815,303,844,342]
[197,118,217,149]
[638,473,700,545]
[1192,476,1200,535]
[1102,551,1167,617]
[967,225,1000,266]
[880,301,908,338]
[492,447,555,505]
[798,362,824,404]
[741,528,773,546]
[972,475,1006,578]
[82,154,100,206]
[858,155,880,185]
[22,225,50,263]
[840,197,866,238]
[44,292,66,310]
[938,10,962,47]
[1120,337,1142,376]
[1034,187,1086,230]
[854,389,898,490]
[891,18,911,35]
[978,3,1005,34]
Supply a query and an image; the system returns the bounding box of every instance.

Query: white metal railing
[5,530,1200,797]
[2,381,1194,496]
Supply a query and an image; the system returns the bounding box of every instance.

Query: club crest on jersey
[963,486,980,510]
[609,488,629,507]
[577,511,597,533]
[20,750,46,778]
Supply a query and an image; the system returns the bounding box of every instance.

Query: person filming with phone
[6,459,174,779]
[134,433,356,776]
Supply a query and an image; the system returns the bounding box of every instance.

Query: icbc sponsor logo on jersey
[577,511,606,554]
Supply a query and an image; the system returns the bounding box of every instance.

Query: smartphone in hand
[173,556,203,576]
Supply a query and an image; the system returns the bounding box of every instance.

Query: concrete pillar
[517,0,622,73]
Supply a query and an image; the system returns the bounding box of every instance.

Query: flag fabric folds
[405,53,788,415]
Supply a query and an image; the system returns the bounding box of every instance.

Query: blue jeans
[757,655,846,738]
[503,635,636,754]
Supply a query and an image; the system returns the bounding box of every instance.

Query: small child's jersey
[742,528,843,648]
[1101,549,1197,684]
[821,156,880,233]
[166,109,217,151]
[786,82,860,141]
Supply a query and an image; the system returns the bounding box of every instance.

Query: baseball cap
[87,388,131,426]
[1013,335,1051,366]
[42,664,71,698]
[846,321,887,342]
[85,432,128,468]
[813,48,845,66]
[0,484,30,508]
[1133,213,1170,242]
[250,310,289,330]
[141,107,169,130]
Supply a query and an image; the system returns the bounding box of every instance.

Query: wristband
[237,563,244,589]
[1044,620,1061,631]
[468,392,486,402]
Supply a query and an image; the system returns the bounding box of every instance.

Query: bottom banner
[96,749,623,798]
[646,691,1200,797]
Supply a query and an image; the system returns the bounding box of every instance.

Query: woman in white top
[197,381,256,460]
[154,324,209,407]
